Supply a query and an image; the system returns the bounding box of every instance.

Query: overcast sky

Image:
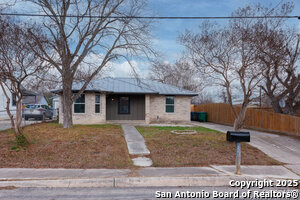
[1,0,299,78]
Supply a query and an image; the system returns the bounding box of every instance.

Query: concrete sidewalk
[0,166,298,188]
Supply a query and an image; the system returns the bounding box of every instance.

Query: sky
[1,0,300,79]
[119,0,300,78]
[148,0,300,60]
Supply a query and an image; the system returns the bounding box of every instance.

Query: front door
[106,94,145,120]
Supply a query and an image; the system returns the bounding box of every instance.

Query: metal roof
[53,77,198,96]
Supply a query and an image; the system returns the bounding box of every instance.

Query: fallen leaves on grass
[0,123,132,168]
[137,126,281,167]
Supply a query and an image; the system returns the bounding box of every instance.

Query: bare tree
[256,30,300,115]
[218,89,229,104]
[181,2,297,129]
[24,0,154,128]
[250,2,299,115]
[180,15,263,131]
[192,91,214,105]
[0,17,48,145]
[23,66,61,93]
[149,59,202,92]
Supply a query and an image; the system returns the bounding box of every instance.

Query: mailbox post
[226,131,250,175]
[236,142,241,174]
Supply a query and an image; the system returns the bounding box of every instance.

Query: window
[41,105,49,109]
[166,96,174,113]
[12,93,16,106]
[118,96,130,114]
[26,105,40,109]
[95,94,100,113]
[74,94,85,113]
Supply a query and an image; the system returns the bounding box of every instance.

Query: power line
[0,12,299,20]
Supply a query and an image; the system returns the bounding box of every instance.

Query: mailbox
[226,131,250,142]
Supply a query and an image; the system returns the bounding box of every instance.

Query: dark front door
[106,94,145,120]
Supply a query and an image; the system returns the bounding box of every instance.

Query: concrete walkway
[192,122,300,175]
[0,166,298,188]
[121,125,152,167]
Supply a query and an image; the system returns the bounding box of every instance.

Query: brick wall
[59,93,192,124]
[149,95,191,123]
[59,92,106,124]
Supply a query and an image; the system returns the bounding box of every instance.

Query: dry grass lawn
[0,123,133,168]
[136,126,281,167]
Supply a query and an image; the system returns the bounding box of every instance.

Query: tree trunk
[270,98,282,114]
[233,106,247,131]
[62,77,73,128]
[0,82,28,146]
[14,98,23,135]
[283,102,296,115]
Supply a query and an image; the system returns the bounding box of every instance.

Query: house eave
[51,89,198,97]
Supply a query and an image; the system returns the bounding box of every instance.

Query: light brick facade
[59,92,106,124]
[148,95,191,123]
[59,93,192,124]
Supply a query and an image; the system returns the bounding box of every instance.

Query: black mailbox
[226,131,250,142]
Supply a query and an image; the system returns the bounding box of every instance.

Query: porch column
[145,94,150,124]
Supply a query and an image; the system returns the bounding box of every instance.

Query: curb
[0,176,280,188]
[0,178,114,188]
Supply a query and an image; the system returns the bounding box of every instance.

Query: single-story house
[53,77,198,124]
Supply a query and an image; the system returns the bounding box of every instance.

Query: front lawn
[0,123,132,168]
[136,126,281,167]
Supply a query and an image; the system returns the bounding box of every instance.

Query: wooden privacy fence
[191,103,300,136]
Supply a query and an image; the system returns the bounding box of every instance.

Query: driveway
[0,119,43,131]
[192,122,300,174]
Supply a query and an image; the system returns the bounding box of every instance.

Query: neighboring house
[0,84,17,119]
[53,77,198,124]
[49,95,60,117]
[22,93,48,105]
[0,84,48,119]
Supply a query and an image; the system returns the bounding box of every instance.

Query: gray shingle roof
[53,77,198,96]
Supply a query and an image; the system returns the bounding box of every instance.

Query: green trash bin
[198,112,207,122]
[191,112,198,121]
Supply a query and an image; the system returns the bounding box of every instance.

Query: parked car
[24,104,53,120]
